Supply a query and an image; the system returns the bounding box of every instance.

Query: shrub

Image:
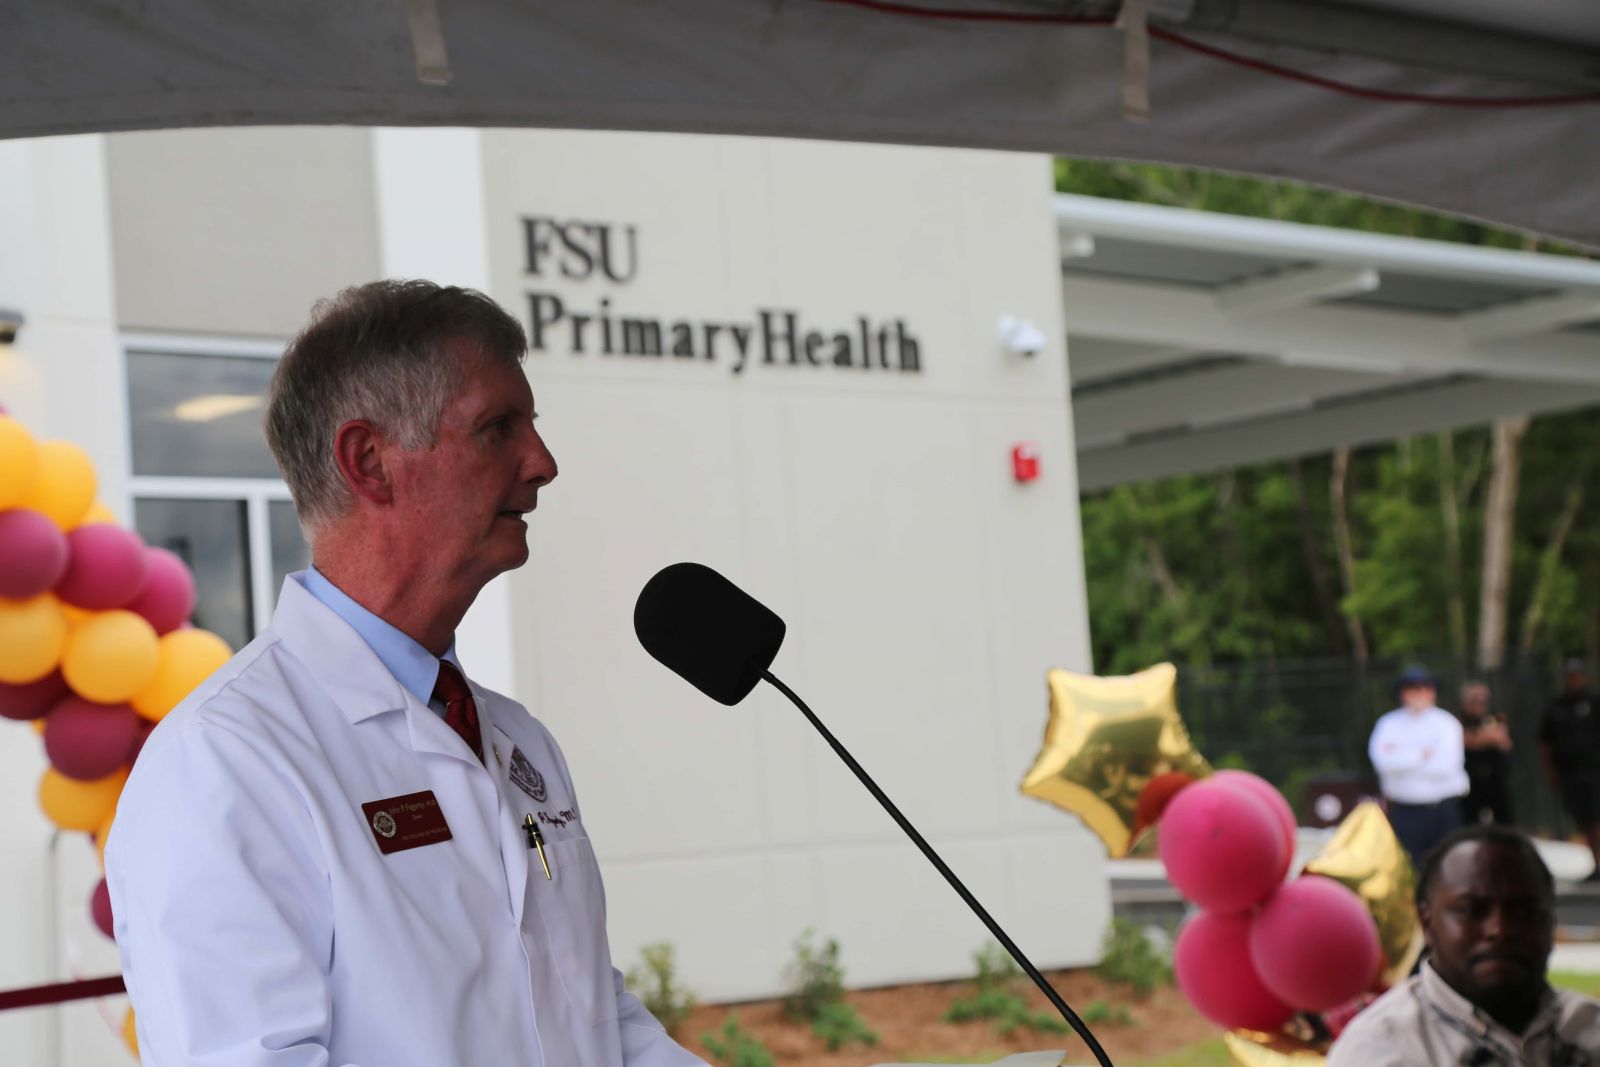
[942,942,1072,1037]
[701,1015,776,1067]
[811,1000,880,1051]
[1095,918,1173,995]
[624,942,695,1036]
[781,929,847,1021]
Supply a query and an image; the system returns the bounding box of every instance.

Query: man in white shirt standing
[1369,664,1469,866]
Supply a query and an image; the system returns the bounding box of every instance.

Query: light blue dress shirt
[295,568,459,718]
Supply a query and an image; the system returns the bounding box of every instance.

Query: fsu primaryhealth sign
[522,215,923,377]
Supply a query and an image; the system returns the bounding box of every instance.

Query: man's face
[1421,841,1553,1010]
[388,345,557,588]
[1462,686,1489,715]
[1564,670,1589,695]
[1401,683,1436,711]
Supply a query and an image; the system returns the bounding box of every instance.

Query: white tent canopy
[1058,193,1600,488]
[3,0,1598,247]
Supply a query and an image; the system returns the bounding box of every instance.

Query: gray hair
[265,280,527,533]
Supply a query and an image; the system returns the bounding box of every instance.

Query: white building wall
[481,131,1105,1000]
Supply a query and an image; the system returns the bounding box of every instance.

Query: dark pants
[1387,799,1461,868]
[1463,759,1515,826]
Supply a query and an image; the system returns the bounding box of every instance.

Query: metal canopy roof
[2,1,1597,248]
[1057,194,1600,489]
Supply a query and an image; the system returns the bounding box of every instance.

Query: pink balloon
[43,695,141,780]
[1212,770,1297,860]
[90,878,114,940]
[0,669,68,721]
[1174,910,1295,1032]
[1159,778,1289,913]
[1250,875,1382,1012]
[0,509,69,598]
[124,546,196,635]
[56,524,148,610]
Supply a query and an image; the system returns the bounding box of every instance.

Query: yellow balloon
[0,592,68,684]
[60,602,96,629]
[96,807,117,867]
[38,766,126,832]
[123,1005,139,1057]
[75,499,119,528]
[20,439,96,529]
[61,610,159,704]
[0,415,40,508]
[132,628,232,721]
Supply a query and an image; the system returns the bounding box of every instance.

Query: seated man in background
[1329,826,1600,1067]
[1541,659,1600,882]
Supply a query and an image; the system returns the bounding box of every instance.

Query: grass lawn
[1131,1040,1230,1067]
[1552,971,1600,997]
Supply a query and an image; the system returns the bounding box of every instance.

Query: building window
[126,344,309,645]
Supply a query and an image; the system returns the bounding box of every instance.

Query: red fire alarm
[1011,443,1040,484]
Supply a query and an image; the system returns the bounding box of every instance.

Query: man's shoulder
[1554,984,1600,1032]
[1328,979,1424,1063]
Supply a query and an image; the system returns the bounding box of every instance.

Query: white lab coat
[106,576,706,1067]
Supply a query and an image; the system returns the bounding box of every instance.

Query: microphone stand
[760,669,1116,1067]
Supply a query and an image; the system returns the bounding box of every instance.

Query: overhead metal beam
[1078,378,1600,491]
[1216,264,1379,318]
[1460,291,1600,342]
[1062,275,1600,386]
[1072,361,1414,448]
[1066,336,1200,386]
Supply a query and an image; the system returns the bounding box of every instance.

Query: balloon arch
[0,412,233,1057]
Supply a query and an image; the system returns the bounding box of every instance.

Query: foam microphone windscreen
[634,562,786,706]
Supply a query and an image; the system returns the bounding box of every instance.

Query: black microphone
[634,563,1115,1067]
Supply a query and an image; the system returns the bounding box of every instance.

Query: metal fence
[1174,652,1578,836]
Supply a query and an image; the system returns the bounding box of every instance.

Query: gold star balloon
[1302,800,1423,989]
[1020,663,1211,857]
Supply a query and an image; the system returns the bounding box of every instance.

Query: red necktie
[433,660,484,765]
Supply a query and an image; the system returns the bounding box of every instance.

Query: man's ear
[1418,898,1436,950]
[332,420,394,506]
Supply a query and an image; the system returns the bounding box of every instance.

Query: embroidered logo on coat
[509,746,547,802]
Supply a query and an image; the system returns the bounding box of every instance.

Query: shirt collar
[1420,960,1559,1042]
[296,567,460,706]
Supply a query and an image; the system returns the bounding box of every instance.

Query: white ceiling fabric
[2,1,1597,246]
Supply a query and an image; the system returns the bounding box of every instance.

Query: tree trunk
[1290,458,1347,655]
[1519,479,1585,656]
[1438,432,1469,662]
[1477,415,1530,671]
[1330,447,1369,665]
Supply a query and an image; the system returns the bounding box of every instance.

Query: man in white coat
[107,280,708,1067]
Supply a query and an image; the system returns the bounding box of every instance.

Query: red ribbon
[0,975,126,1012]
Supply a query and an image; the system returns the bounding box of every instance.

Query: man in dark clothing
[1539,659,1600,881]
[1459,680,1514,826]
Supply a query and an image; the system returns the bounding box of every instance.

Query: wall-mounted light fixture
[998,314,1045,358]
[0,308,24,348]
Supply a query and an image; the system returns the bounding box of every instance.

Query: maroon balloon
[0,508,69,598]
[1175,910,1295,1032]
[0,669,68,721]
[43,695,141,780]
[55,524,148,610]
[127,719,155,765]
[124,546,196,634]
[91,878,114,940]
